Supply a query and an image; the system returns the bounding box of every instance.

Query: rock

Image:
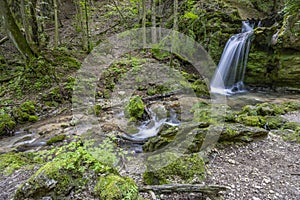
[143,121,268,153]
[94,174,138,200]
[227,159,236,164]
[143,153,205,185]
[13,145,113,200]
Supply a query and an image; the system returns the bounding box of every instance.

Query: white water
[132,108,179,140]
[210,21,254,95]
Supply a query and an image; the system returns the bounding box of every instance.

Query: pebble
[228,159,236,164]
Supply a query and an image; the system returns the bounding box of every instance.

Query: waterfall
[210,21,254,95]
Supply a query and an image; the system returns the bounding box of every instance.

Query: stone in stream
[143,122,268,153]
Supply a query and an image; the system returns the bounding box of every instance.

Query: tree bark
[0,0,35,59]
[54,0,59,47]
[29,0,40,47]
[142,0,146,47]
[20,0,31,44]
[151,0,157,43]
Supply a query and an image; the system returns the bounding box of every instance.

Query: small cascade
[210,21,255,95]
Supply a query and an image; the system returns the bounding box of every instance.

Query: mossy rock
[125,96,145,121]
[0,152,37,175]
[239,103,285,116]
[282,122,300,131]
[0,113,16,136]
[219,123,269,142]
[264,116,287,129]
[46,135,66,145]
[236,114,266,127]
[282,130,300,143]
[14,147,112,200]
[143,122,210,153]
[12,101,39,124]
[143,153,205,185]
[94,174,138,200]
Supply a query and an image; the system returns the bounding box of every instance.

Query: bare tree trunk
[158,0,162,39]
[0,0,35,59]
[30,0,40,47]
[84,0,91,52]
[151,0,157,43]
[142,0,146,47]
[170,0,178,66]
[20,0,31,44]
[54,0,59,48]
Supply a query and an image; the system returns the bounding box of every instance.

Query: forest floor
[1,105,299,200]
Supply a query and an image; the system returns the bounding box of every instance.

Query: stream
[0,91,299,154]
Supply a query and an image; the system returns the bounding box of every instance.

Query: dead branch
[142,90,182,102]
[0,36,9,45]
[139,184,229,194]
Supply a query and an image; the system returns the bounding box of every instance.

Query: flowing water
[210,21,254,95]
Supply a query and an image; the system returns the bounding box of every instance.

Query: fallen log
[139,184,229,194]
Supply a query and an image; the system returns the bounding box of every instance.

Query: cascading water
[210,21,255,95]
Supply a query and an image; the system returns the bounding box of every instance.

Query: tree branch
[0,36,9,45]
[139,184,229,194]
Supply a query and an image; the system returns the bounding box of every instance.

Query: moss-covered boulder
[143,121,268,153]
[12,101,39,124]
[0,113,16,136]
[0,152,37,175]
[143,153,205,185]
[14,147,113,200]
[94,174,138,200]
[219,123,269,142]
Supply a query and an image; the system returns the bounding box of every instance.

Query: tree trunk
[84,0,91,52]
[30,0,40,47]
[151,0,157,43]
[0,0,35,59]
[20,0,31,44]
[54,0,59,48]
[142,0,146,47]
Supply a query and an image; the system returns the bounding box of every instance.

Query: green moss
[125,96,145,121]
[143,153,205,185]
[14,146,111,199]
[282,129,300,143]
[147,84,170,96]
[12,101,39,124]
[236,115,266,127]
[0,152,37,175]
[240,103,285,117]
[94,174,138,200]
[0,113,16,136]
[46,135,66,145]
[283,122,300,130]
[264,116,287,129]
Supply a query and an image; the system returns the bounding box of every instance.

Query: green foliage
[0,152,39,175]
[12,101,38,124]
[147,84,169,95]
[14,145,111,199]
[125,96,145,121]
[0,113,16,136]
[84,135,128,168]
[99,57,146,98]
[283,0,300,16]
[94,174,138,200]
